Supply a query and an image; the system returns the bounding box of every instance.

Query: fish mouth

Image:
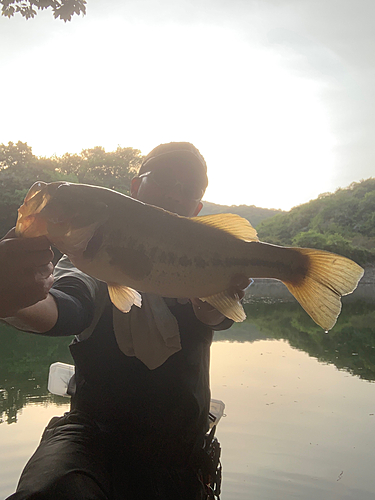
[16,182,70,237]
[17,181,111,259]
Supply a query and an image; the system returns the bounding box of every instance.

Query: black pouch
[197,426,222,500]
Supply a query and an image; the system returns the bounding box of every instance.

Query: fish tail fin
[284,248,364,331]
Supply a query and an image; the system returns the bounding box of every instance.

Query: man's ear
[130,177,141,198]
[193,201,203,216]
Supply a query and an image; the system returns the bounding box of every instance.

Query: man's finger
[22,248,54,267]
[230,274,252,290]
[3,235,52,253]
[43,274,55,292]
[25,274,54,300]
[226,287,245,301]
[35,263,54,280]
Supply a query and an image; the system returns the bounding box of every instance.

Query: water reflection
[210,339,375,500]
[1,301,374,425]
[1,301,375,499]
[0,324,73,424]
[218,301,375,381]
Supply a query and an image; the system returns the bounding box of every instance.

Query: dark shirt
[43,257,232,466]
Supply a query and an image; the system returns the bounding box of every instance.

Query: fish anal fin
[108,283,142,313]
[283,248,364,331]
[192,213,258,242]
[200,290,246,322]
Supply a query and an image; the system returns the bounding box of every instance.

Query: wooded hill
[200,201,283,227]
[257,178,375,265]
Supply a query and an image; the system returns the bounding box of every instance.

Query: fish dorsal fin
[192,214,258,242]
[200,290,246,322]
[108,283,142,313]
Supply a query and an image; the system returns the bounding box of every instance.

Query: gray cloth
[113,293,182,370]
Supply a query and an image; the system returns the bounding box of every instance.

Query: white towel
[112,293,182,370]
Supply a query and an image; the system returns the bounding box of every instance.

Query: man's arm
[0,228,57,331]
[190,275,252,327]
[5,277,96,337]
[4,294,59,333]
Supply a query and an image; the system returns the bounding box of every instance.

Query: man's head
[131,142,208,217]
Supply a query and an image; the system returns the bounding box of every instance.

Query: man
[4,142,250,499]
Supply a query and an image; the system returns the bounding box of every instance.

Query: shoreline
[244,264,375,304]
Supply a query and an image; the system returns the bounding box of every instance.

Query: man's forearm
[4,293,58,333]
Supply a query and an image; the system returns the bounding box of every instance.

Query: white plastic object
[209,399,225,428]
[48,362,75,397]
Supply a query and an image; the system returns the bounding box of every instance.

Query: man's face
[131,162,205,217]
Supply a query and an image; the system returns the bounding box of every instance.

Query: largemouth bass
[15,181,364,330]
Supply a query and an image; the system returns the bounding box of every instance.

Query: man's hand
[0,228,54,318]
[191,274,252,326]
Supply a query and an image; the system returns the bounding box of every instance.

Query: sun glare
[0,18,335,210]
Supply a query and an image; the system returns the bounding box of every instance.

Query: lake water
[1,301,375,499]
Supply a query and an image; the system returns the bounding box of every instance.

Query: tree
[0,140,35,171]
[0,141,143,238]
[0,141,64,236]
[258,178,375,264]
[1,0,86,21]
[56,146,143,193]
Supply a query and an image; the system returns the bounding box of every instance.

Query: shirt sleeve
[41,256,98,337]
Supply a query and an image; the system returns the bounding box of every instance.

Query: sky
[1,0,374,210]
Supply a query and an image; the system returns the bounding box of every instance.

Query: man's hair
[139,142,208,190]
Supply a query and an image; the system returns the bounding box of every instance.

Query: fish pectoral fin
[108,284,142,313]
[53,222,102,252]
[283,248,364,331]
[192,213,258,242]
[200,291,246,322]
